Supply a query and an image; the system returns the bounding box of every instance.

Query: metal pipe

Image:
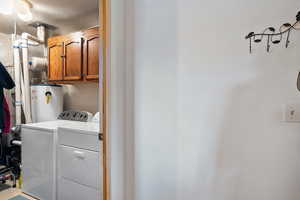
[21,36,32,123]
[13,27,47,124]
[37,25,47,57]
[13,40,22,125]
[20,67,28,122]
[37,25,45,42]
[22,33,44,45]
[20,26,46,123]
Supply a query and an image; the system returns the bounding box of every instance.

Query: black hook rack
[245,11,300,53]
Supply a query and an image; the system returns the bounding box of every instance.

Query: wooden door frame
[99,0,110,199]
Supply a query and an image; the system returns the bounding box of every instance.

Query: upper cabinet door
[48,43,64,81]
[63,37,83,81]
[48,27,100,83]
[84,29,100,80]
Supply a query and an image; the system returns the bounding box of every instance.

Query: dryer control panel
[57,111,92,122]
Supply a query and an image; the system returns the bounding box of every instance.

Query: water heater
[31,84,63,122]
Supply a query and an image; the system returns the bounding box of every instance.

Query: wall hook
[245,11,300,53]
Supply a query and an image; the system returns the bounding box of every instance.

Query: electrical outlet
[284,103,300,122]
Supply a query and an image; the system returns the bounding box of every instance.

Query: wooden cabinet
[84,29,100,80]
[64,37,83,81]
[48,27,100,83]
[48,42,64,81]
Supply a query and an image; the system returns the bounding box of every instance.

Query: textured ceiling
[0,0,98,35]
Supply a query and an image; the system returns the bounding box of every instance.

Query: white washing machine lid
[22,120,100,134]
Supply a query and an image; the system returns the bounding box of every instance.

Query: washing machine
[21,114,100,200]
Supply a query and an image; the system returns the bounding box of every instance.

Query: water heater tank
[31,84,63,123]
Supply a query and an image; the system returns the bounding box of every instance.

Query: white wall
[110,0,300,200]
[0,33,13,66]
[54,11,99,35]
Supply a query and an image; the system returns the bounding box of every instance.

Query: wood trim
[83,27,99,37]
[100,0,110,199]
[86,75,99,80]
[48,80,99,84]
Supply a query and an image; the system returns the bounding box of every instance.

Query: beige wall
[57,10,99,114]
[63,83,99,114]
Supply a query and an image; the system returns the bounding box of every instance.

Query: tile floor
[0,184,35,200]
